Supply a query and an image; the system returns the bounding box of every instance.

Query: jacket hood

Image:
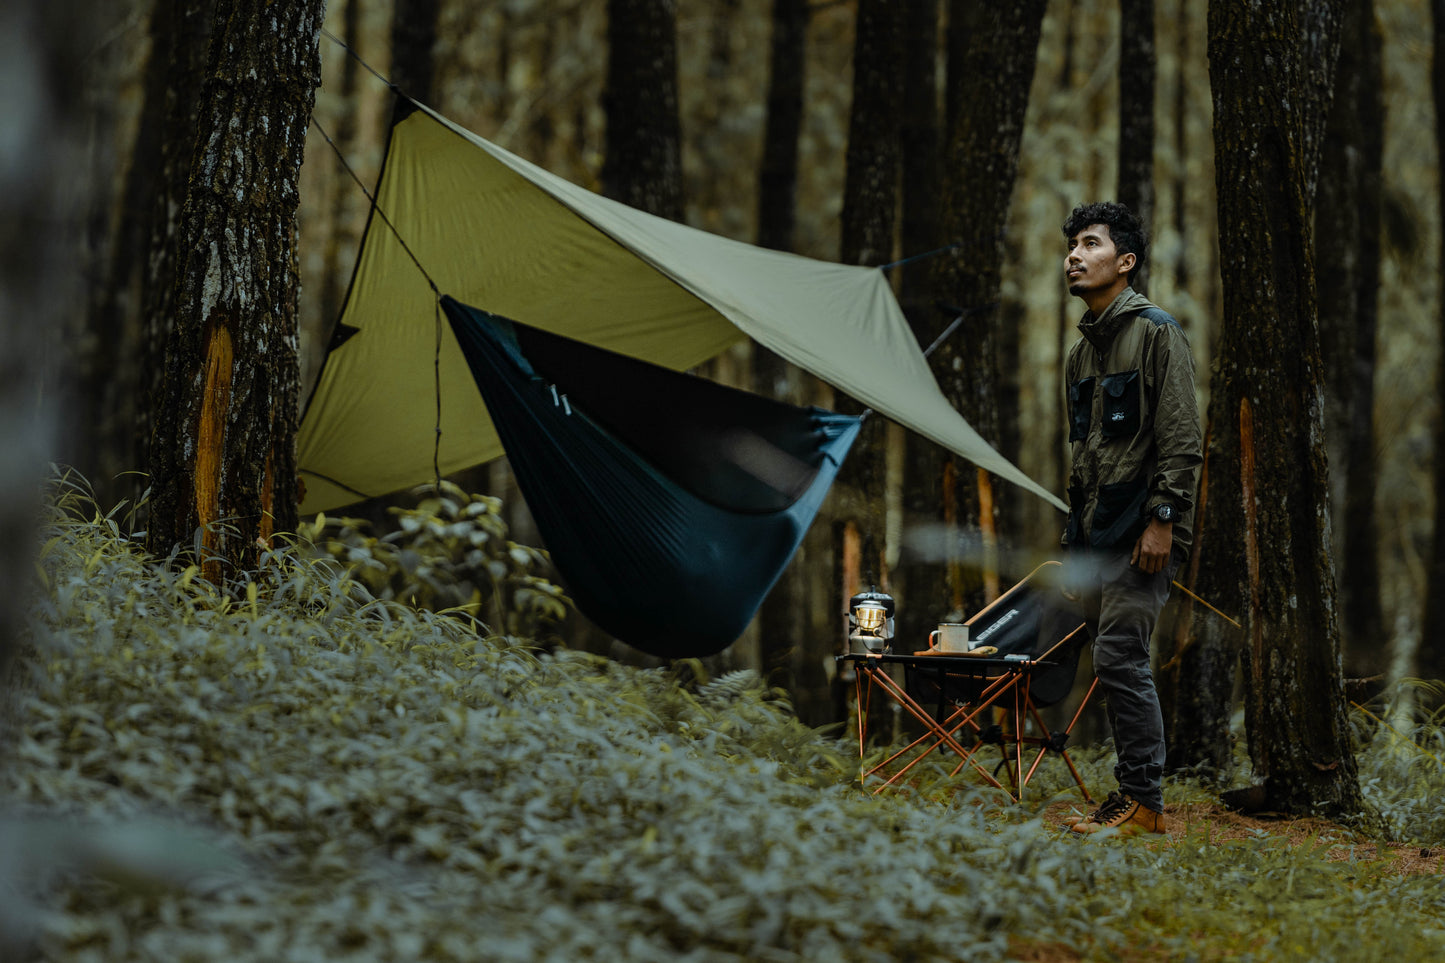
[1078,288,1155,353]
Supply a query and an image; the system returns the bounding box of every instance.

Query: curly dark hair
[1062,202,1147,279]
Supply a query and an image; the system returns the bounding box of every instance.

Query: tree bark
[1201,0,1373,822]
[840,0,903,269]
[833,0,903,738]
[898,0,941,305]
[145,0,322,579]
[836,0,903,575]
[756,0,809,255]
[137,0,218,511]
[602,0,683,221]
[390,0,441,107]
[0,0,91,690]
[1315,0,1385,679]
[74,1,216,510]
[1118,0,1156,294]
[76,5,163,499]
[319,0,364,336]
[893,0,944,648]
[1421,0,1445,683]
[926,0,1046,617]
[753,0,812,705]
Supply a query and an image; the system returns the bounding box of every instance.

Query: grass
[2,486,1443,961]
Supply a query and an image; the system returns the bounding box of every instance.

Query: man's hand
[1132,519,1173,574]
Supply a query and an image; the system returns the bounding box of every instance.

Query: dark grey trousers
[1074,548,1178,813]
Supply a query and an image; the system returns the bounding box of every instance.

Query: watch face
[1156,504,1175,522]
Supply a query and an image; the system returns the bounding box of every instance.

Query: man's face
[1064,223,1133,299]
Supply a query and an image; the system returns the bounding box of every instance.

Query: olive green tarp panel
[297,105,1067,515]
[296,110,741,511]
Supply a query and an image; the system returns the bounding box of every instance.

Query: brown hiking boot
[1068,790,1166,835]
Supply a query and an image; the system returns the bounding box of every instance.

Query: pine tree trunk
[0,0,91,691]
[752,0,813,704]
[1203,0,1373,822]
[77,6,163,499]
[837,0,903,580]
[320,0,363,335]
[602,0,682,220]
[1420,0,1445,683]
[833,0,903,738]
[929,0,1046,616]
[1164,422,1240,776]
[137,0,218,511]
[898,0,941,308]
[73,1,216,509]
[893,0,944,649]
[756,0,808,255]
[572,0,684,661]
[390,0,440,106]
[1315,0,1385,680]
[1118,0,1156,295]
[840,0,903,270]
[145,0,321,579]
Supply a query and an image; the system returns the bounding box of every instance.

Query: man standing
[1058,202,1202,835]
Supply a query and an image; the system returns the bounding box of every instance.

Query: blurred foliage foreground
[2,482,1444,962]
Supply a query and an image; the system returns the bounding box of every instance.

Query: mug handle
[928,629,939,650]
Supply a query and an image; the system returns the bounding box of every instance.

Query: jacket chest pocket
[1067,376,1095,442]
[1100,370,1141,439]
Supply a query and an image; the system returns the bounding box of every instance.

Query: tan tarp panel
[297,105,1066,514]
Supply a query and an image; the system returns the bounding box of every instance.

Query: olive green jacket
[1062,288,1203,558]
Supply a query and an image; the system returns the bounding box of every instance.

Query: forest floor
[1008,798,1444,962]
[12,494,1443,963]
[1041,797,1443,875]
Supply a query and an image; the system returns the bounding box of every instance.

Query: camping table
[837,650,1068,800]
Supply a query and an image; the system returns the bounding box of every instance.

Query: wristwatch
[1152,503,1176,524]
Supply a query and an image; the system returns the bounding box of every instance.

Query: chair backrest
[967,563,1086,707]
[909,562,1087,710]
[965,562,1069,656]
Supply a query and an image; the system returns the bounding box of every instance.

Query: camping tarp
[297,103,1066,515]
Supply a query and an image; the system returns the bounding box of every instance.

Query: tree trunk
[1164,420,1239,777]
[575,0,684,661]
[754,0,812,701]
[1315,0,1385,680]
[898,0,941,306]
[928,0,1046,617]
[757,0,809,255]
[75,3,164,500]
[137,0,218,512]
[1171,0,1190,299]
[840,0,903,269]
[0,0,91,690]
[319,0,364,336]
[1203,0,1373,822]
[836,0,903,580]
[893,0,944,649]
[602,0,683,221]
[834,0,903,738]
[145,0,322,580]
[75,1,217,512]
[390,0,440,107]
[1118,0,1156,295]
[1421,0,1445,683]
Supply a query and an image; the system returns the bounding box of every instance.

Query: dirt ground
[1040,797,1443,876]
[1004,798,1443,962]
[999,792,1439,954]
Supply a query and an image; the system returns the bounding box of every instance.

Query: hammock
[440,296,862,658]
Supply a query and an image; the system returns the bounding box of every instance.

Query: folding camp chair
[838,561,1097,802]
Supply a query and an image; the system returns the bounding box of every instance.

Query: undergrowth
[2,484,1442,961]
